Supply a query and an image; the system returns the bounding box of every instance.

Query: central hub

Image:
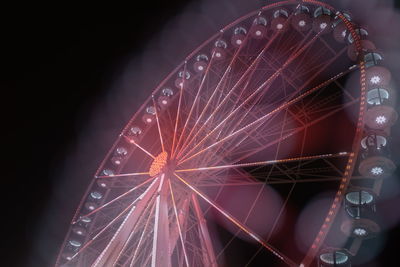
[149,152,169,176]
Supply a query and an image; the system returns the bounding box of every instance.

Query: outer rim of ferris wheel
[54,1,374,266]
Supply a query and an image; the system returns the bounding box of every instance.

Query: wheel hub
[149,151,169,176]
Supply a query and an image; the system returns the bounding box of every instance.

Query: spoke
[227,98,358,172]
[175,41,248,160]
[210,46,349,164]
[269,182,295,240]
[123,135,156,159]
[70,177,159,261]
[178,30,323,163]
[244,184,296,267]
[171,61,187,157]
[129,200,156,267]
[175,152,349,173]
[73,177,154,223]
[178,70,357,165]
[168,180,190,267]
[174,172,297,267]
[172,50,217,159]
[179,41,349,165]
[194,154,357,187]
[151,174,171,267]
[191,194,218,267]
[212,30,314,143]
[210,66,353,169]
[176,6,303,160]
[216,180,270,260]
[96,171,150,179]
[152,95,165,152]
[175,44,275,159]
[197,177,346,186]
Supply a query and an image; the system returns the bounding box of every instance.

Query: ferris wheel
[55,1,397,266]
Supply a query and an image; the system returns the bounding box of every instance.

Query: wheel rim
[55,1,372,266]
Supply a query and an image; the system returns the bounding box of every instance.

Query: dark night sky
[2,2,194,266]
[2,1,400,267]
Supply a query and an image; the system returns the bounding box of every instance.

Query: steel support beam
[192,194,218,267]
[91,177,160,267]
[151,174,172,267]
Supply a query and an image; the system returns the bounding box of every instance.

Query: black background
[2,1,400,266]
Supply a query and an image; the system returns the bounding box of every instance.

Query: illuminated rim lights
[145,116,153,123]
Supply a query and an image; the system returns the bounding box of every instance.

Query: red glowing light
[149,152,168,176]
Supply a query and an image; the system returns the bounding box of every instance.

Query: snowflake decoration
[370,75,381,84]
[353,228,367,236]
[375,115,387,125]
[371,166,384,176]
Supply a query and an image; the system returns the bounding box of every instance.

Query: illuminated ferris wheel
[56,1,397,266]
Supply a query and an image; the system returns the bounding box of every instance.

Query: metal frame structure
[55,1,397,266]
